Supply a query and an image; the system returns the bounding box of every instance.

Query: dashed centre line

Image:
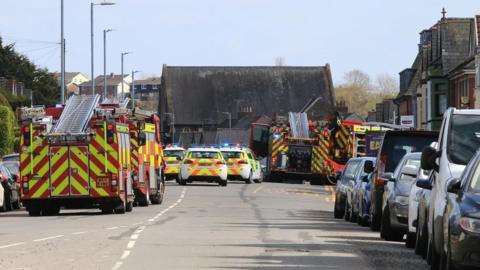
[0,242,25,249]
[112,187,187,270]
[33,235,64,242]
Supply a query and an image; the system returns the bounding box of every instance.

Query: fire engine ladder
[52,94,100,134]
[288,112,310,138]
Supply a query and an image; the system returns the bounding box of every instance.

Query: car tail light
[375,178,386,186]
[217,160,226,165]
[238,160,248,165]
[184,159,194,165]
[110,174,118,192]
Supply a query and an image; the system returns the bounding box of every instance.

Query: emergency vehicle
[163,146,186,182]
[179,147,228,186]
[249,113,325,184]
[128,108,165,206]
[19,95,134,216]
[220,145,262,183]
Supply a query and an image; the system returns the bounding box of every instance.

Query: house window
[152,84,158,90]
[436,93,447,116]
[141,84,146,90]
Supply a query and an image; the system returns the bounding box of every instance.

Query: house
[79,73,132,99]
[131,77,161,101]
[53,72,89,96]
[159,65,336,138]
[395,55,421,128]
[415,14,473,130]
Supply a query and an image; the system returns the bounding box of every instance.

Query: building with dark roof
[78,73,131,99]
[159,65,336,136]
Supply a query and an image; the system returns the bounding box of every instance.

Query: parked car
[0,163,20,211]
[333,159,362,219]
[370,130,438,231]
[441,151,480,270]
[357,170,375,226]
[420,108,480,269]
[380,152,421,241]
[415,177,433,259]
[344,157,376,223]
[2,153,19,162]
[406,168,429,248]
[179,147,228,186]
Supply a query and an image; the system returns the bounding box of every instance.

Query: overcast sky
[0,0,478,84]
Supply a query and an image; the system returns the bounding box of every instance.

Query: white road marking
[120,250,130,260]
[0,242,25,249]
[127,241,136,249]
[112,188,187,270]
[106,226,119,230]
[112,262,123,270]
[72,231,89,235]
[33,235,64,242]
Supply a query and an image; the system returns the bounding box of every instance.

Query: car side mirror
[344,173,355,180]
[138,131,147,146]
[447,178,461,193]
[421,146,440,172]
[416,179,432,190]
[364,160,374,174]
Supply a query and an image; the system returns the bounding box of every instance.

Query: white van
[420,108,480,268]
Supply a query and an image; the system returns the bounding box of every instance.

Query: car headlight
[395,196,409,206]
[459,217,480,233]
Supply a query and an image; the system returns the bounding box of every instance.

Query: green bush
[0,105,16,155]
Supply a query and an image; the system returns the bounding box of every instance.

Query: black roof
[160,65,336,125]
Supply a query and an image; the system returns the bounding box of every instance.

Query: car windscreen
[341,160,361,183]
[164,150,184,159]
[381,134,436,173]
[2,162,18,175]
[188,151,221,159]
[447,114,480,166]
[221,151,244,159]
[398,159,420,183]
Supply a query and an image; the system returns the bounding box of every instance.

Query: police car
[179,147,228,186]
[220,145,262,184]
[163,146,186,182]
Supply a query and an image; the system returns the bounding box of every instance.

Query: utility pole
[60,0,65,104]
[120,51,131,101]
[131,70,139,109]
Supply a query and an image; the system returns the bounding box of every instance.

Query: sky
[0,0,478,84]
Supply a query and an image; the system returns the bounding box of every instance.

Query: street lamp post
[220,111,232,130]
[91,1,115,96]
[165,113,175,144]
[103,29,113,100]
[131,70,140,109]
[120,51,132,101]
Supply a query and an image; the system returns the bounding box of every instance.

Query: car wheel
[245,172,253,184]
[5,191,13,211]
[333,199,343,219]
[344,202,351,221]
[219,180,227,187]
[381,206,404,241]
[406,232,415,248]
[126,201,133,212]
[421,219,429,259]
[415,210,422,255]
[370,206,381,231]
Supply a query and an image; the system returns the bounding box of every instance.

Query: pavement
[0,181,428,270]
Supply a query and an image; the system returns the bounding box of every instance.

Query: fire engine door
[50,146,90,196]
[69,146,90,196]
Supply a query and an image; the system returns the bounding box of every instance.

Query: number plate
[96,178,109,188]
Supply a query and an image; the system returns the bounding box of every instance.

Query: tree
[335,70,398,118]
[0,37,59,106]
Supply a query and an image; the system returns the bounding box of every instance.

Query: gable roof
[53,72,88,84]
[133,77,161,85]
[79,74,129,87]
[161,65,336,125]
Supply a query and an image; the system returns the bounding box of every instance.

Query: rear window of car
[188,151,221,159]
[164,150,185,159]
[221,151,244,159]
[447,114,480,165]
[342,160,361,183]
[2,162,18,175]
[380,133,436,173]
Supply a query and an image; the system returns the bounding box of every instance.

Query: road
[0,182,427,270]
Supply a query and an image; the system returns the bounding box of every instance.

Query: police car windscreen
[189,151,220,159]
[221,151,244,159]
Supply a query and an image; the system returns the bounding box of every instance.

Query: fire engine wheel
[326,175,337,185]
[126,201,133,212]
[114,204,126,214]
[138,197,149,207]
[101,205,114,214]
[219,180,228,187]
[43,205,60,216]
